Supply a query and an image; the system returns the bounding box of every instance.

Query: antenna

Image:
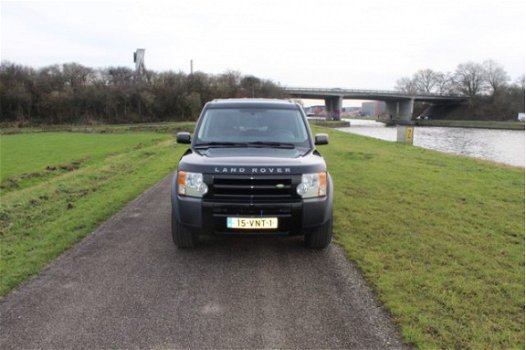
[134,49,146,75]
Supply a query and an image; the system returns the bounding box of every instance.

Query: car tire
[172,210,197,248]
[304,215,332,249]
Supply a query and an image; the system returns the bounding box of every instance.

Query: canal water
[338,120,525,167]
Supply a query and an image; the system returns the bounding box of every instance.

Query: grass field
[311,125,525,349]
[0,131,189,296]
[0,133,172,192]
[0,124,524,348]
[0,121,197,135]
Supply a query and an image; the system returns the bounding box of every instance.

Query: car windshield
[195,108,310,148]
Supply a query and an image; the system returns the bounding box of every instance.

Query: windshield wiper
[194,141,297,149]
[193,142,248,149]
[246,141,296,149]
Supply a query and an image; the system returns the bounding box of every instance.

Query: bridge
[283,87,467,121]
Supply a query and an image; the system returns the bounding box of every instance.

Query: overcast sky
[1,0,525,93]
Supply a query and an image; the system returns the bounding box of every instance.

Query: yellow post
[397,126,414,145]
[405,127,414,145]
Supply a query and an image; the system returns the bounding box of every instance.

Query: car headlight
[177,171,208,197]
[296,172,327,198]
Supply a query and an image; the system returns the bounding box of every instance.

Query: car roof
[206,98,299,110]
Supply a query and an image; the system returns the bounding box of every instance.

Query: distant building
[304,105,327,116]
[361,101,386,116]
[518,113,525,122]
[341,106,362,117]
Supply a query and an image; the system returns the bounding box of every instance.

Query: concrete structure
[397,126,414,144]
[133,49,146,75]
[324,96,343,120]
[284,87,467,121]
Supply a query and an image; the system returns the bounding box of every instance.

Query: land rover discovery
[171,99,333,249]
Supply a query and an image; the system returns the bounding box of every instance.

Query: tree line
[395,60,525,120]
[0,62,284,125]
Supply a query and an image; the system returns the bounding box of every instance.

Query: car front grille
[205,175,300,203]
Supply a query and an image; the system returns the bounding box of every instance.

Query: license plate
[227,217,278,230]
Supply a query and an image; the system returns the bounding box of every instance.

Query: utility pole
[190,59,193,75]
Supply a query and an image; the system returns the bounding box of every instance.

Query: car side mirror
[176,132,191,144]
[314,133,329,145]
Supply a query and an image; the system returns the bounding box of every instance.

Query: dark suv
[172,99,333,249]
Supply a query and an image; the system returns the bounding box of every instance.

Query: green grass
[312,125,525,349]
[0,121,197,135]
[0,132,188,296]
[1,132,166,183]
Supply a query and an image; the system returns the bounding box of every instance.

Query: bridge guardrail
[282,86,465,99]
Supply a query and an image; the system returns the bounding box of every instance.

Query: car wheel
[172,210,197,248]
[304,215,332,249]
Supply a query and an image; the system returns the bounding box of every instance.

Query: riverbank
[414,119,525,130]
[309,119,351,128]
[311,125,524,348]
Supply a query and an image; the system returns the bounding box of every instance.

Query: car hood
[177,147,327,175]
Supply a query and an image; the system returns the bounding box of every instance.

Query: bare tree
[214,71,241,98]
[240,75,260,97]
[62,63,94,88]
[434,72,455,95]
[0,61,284,124]
[453,62,487,97]
[390,60,522,120]
[105,67,134,86]
[482,59,509,96]
[513,74,525,91]
[413,69,439,93]
[395,77,418,94]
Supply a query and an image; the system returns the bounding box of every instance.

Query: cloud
[1,0,524,88]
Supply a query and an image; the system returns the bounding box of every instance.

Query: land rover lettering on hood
[171,99,333,249]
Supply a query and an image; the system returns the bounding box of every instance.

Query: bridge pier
[386,99,414,122]
[324,96,343,121]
